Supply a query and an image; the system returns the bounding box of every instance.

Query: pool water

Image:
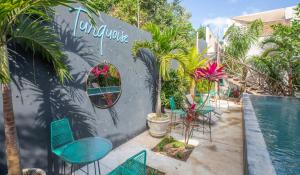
[251,96,300,175]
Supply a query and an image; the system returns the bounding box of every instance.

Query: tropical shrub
[178,46,208,97]
[223,19,263,79]
[250,5,300,96]
[132,23,187,116]
[161,70,186,109]
[196,79,214,93]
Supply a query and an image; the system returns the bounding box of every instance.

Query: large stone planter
[147,113,170,137]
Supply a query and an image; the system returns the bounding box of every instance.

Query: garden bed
[147,166,165,175]
[152,137,195,161]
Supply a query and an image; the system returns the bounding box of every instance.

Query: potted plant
[146,113,170,137]
[132,23,187,137]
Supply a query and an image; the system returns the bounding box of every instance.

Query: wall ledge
[243,93,277,175]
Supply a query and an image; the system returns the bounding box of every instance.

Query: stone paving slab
[75,100,243,175]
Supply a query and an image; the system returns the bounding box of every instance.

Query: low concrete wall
[243,93,276,175]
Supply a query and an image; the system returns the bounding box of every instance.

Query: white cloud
[242,8,261,15]
[203,17,232,28]
[202,17,233,38]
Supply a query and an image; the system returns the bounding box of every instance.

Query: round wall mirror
[86,63,121,108]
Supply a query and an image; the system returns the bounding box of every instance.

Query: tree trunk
[1,44,22,175]
[287,73,295,96]
[190,80,195,98]
[155,73,162,116]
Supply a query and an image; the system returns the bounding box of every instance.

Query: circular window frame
[85,63,122,109]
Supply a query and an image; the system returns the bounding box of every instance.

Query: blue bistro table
[60,137,112,175]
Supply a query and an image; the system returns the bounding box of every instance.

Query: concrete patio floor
[77,100,243,175]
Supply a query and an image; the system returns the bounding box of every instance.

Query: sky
[176,0,300,37]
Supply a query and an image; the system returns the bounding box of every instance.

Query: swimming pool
[250,95,300,175]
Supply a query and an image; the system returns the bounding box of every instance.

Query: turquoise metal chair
[169,97,186,117]
[108,150,147,175]
[197,93,214,114]
[51,118,74,157]
[169,97,186,134]
[50,118,74,174]
[195,94,214,141]
[51,118,112,175]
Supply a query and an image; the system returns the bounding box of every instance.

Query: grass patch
[157,136,176,151]
[152,136,195,161]
[147,166,165,175]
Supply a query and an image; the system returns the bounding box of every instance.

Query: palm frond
[131,41,153,57]
[10,16,72,84]
[159,52,185,79]
[0,0,102,37]
[262,47,279,57]
[143,23,161,41]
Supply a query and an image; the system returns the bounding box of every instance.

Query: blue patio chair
[51,118,112,175]
[108,150,147,175]
[169,96,186,134]
[50,118,74,174]
[187,94,214,141]
[50,118,74,157]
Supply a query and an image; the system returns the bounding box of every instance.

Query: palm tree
[132,23,187,116]
[178,46,208,97]
[0,1,100,174]
[252,21,300,96]
[223,19,263,80]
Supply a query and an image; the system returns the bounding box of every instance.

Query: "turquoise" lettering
[70,6,129,56]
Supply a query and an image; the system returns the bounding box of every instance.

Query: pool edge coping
[242,93,277,175]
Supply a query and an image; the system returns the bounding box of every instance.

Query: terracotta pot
[147,113,170,137]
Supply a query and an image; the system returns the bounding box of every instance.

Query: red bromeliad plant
[184,62,225,145]
[194,62,225,105]
[184,103,196,145]
[194,62,225,82]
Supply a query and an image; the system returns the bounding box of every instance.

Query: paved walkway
[77,100,243,175]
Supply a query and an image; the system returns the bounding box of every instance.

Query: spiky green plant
[178,46,208,97]
[224,19,263,79]
[251,18,300,96]
[0,1,101,174]
[132,23,187,116]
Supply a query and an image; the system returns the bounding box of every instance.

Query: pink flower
[91,64,109,77]
[194,62,225,82]
[100,65,109,75]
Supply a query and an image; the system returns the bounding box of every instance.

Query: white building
[198,26,221,62]
[229,6,297,57]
